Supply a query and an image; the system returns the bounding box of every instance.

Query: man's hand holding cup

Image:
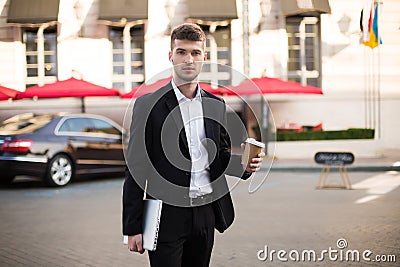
[241,138,265,173]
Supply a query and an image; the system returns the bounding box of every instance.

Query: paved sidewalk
[1,171,399,266]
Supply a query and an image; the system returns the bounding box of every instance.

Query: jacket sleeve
[122,170,145,236]
[122,96,152,236]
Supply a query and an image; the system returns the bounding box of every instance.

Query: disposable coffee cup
[241,138,265,166]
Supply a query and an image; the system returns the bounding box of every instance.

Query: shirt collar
[171,79,202,103]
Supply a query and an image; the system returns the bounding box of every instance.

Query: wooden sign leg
[343,166,352,189]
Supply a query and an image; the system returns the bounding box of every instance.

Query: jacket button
[185,172,190,176]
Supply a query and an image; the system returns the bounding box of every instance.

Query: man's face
[169,39,207,83]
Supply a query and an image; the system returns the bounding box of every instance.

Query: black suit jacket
[123,82,251,242]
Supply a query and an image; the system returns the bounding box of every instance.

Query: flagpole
[361,0,374,129]
[368,0,373,130]
[376,0,382,139]
[363,46,368,129]
[373,1,377,134]
[362,0,382,134]
[368,46,373,129]
[365,0,373,129]
[367,46,372,129]
[372,42,376,135]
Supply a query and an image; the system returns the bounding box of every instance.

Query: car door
[88,117,125,172]
[57,117,123,174]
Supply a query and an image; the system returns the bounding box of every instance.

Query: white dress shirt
[172,80,213,198]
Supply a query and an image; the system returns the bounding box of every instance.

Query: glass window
[22,27,57,85]
[113,66,124,75]
[59,118,92,133]
[286,16,321,87]
[200,24,232,87]
[110,25,145,91]
[112,82,124,90]
[90,118,120,135]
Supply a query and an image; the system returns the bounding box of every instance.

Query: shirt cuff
[242,170,253,180]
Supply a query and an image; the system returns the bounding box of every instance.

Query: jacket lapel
[201,90,218,143]
[164,87,189,152]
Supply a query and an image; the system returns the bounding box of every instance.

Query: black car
[0,113,126,187]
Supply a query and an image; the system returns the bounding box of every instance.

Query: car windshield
[0,113,55,135]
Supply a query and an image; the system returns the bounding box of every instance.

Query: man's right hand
[128,234,144,254]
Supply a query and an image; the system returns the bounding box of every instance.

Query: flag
[360,4,371,43]
[362,4,382,49]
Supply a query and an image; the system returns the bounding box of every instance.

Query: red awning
[228,76,323,96]
[121,76,322,99]
[121,78,231,99]
[17,78,120,99]
[0,85,19,101]
[198,82,230,95]
[121,77,171,99]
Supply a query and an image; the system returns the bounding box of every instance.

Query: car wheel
[45,154,74,187]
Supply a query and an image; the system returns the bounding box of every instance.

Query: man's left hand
[244,152,265,172]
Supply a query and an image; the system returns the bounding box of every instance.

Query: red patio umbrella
[198,82,232,96]
[0,85,19,101]
[16,78,120,112]
[227,76,323,96]
[17,78,120,99]
[121,77,230,99]
[121,76,172,99]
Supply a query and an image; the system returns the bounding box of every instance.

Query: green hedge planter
[277,128,375,142]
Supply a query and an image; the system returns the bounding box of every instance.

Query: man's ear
[204,52,207,61]
[168,51,172,62]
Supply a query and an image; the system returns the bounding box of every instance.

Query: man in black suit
[123,23,264,267]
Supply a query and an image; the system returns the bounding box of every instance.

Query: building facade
[0,0,399,157]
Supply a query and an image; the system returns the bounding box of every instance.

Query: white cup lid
[245,138,265,148]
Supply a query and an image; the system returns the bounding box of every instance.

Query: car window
[0,114,53,135]
[58,118,93,133]
[58,117,120,136]
[89,118,121,135]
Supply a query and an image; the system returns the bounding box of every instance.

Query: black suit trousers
[148,204,215,267]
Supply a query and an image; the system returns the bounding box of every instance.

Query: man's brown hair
[170,23,206,50]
